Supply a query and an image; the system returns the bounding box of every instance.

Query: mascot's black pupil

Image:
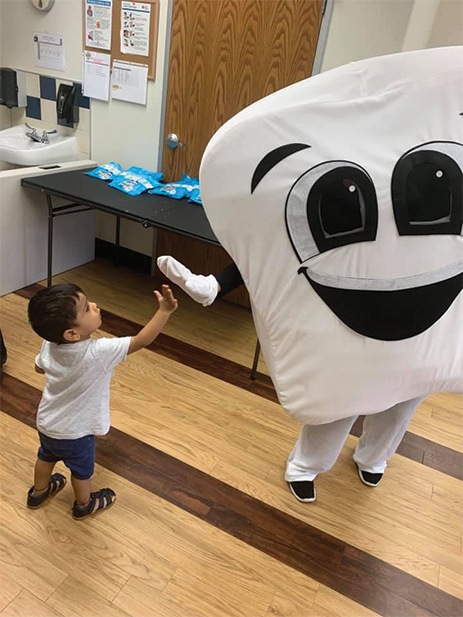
[320,179,363,236]
[407,162,451,222]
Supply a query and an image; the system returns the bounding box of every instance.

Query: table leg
[46,194,54,287]
[150,227,158,276]
[250,339,261,380]
[114,216,121,266]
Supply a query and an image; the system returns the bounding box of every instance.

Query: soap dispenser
[56,83,79,128]
[0,68,27,108]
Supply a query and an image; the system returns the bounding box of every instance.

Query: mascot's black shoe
[357,464,383,487]
[288,480,316,502]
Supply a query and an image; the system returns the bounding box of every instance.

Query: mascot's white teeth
[298,260,463,291]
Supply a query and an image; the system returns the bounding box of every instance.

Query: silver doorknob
[166,133,184,149]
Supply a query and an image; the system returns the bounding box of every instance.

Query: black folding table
[21,168,219,287]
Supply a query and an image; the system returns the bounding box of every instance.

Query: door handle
[166,133,184,149]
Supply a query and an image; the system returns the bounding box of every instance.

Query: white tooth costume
[199,47,463,482]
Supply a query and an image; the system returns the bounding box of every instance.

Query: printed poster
[85,0,113,51]
[120,1,151,56]
[82,50,111,101]
[111,60,148,105]
[33,32,65,71]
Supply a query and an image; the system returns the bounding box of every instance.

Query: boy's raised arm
[128,285,178,355]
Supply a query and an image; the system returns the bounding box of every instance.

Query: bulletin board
[83,0,160,80]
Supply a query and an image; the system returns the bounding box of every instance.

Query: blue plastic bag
[85,162,123,181]
[188,187,203,205]
[108,166,164,194]
[148,183,189,199]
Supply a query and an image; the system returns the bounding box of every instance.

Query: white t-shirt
[35,336,131,439]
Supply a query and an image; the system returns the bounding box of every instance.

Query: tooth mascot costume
[199,46,463,501]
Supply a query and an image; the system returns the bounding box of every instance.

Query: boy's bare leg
[32,459,56,495]
[71,476,92,507]
[71,477,116,519]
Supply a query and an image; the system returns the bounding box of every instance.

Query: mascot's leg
[285,416,357,502]
[157,256,243,306]
[353,396,425,486]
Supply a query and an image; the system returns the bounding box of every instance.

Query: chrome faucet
[25,123,57,144]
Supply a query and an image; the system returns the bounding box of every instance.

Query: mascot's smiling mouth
[298,262,463,341]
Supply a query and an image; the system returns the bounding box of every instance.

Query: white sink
[0,125,78,166]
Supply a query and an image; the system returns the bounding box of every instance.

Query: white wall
[429,0,463,47]
[1,0,461,256]
[321,0,414,71]
[0,0,83,79]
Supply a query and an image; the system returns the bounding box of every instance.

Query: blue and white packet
[127,166,164,186]
[108,176,152,196]
[178,175,200,196]
[109,166,163,195]
[148,175,200,200]
[188,187,202,205]
[148,182,189,199]
[85,162,123,181]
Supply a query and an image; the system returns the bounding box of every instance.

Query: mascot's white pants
[285,396,425,481]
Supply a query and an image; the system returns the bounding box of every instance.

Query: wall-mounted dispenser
[56,83,79,128]
[0,68,27,108]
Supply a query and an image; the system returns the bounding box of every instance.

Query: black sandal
[27,473,67,509]
[72,488,116,520]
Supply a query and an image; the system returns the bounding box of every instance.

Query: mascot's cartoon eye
[392,141,463,235]
[286,162,378,263]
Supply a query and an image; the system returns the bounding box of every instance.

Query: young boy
[27,282,178,520]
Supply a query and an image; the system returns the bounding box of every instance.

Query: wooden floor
[0,258,462,617]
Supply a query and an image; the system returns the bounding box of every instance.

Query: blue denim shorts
[37,432,95,480]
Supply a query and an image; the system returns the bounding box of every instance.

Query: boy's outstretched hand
[154,284,178,314]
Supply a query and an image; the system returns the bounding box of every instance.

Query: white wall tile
[75,129,90,156]
[40,99,57,124]
[79,107,90,132]
[0,106,12,129]
[11,107,25,126]
[25,72,40,98]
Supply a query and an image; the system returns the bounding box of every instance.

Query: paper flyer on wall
[82,50,111,101]
[120,1,151,56]
[111,60,148,105]
[33,32,65,71]
[85,0,113,51]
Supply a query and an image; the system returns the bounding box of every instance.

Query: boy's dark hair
[28,283,84,344]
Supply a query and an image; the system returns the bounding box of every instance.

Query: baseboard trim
[95,239,152,274]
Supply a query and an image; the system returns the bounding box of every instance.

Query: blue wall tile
[26,96,41,120]
[40,75,56,101]
[73,82,90,109]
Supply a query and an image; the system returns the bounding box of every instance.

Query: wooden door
[157,0,324,306]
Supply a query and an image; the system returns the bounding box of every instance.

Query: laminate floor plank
[409,397,463,453]
[0,590,63,617]
[0,571,22,613]
[438,565,463,601]
[46,577,136,617]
